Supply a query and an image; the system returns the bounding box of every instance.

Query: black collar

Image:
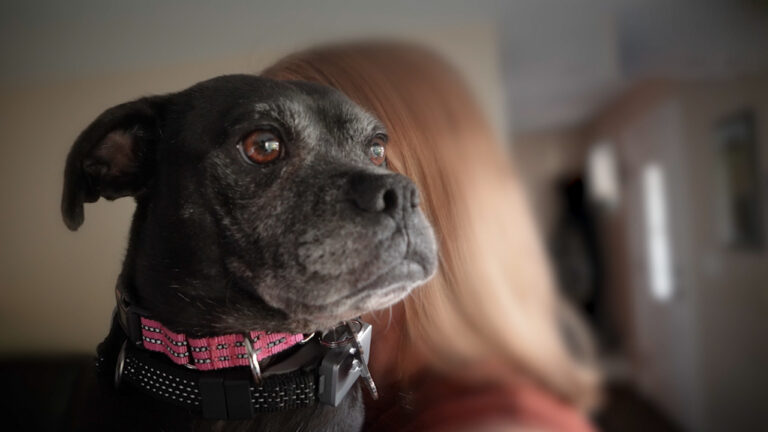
[97,297,374,420]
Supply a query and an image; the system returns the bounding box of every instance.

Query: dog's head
[62,75,437,333]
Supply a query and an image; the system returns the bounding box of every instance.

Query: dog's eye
[369,138,386,166]
[238,130,282,164]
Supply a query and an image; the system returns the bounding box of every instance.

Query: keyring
[320,319,362,348]
[243,334,263,385]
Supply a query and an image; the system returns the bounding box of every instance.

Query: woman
[263,42,600,432]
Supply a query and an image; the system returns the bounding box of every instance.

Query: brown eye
[239,130,282,164]
[369,137,386,166]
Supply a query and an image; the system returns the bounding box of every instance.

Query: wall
[679,74,768,432]
[587,73,768,431]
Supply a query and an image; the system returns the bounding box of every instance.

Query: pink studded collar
[139,317,305,371]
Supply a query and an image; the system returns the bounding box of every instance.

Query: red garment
[364,374,595,432]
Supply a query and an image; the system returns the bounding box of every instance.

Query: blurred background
[1,1,767,431]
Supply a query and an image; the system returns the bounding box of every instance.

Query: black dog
[61,75,437,431]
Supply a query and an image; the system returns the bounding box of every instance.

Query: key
[346,320,379,400]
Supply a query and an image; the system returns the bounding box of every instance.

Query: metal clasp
[299,332,316,344]
[114,340,127,389]
[243,334,263,385]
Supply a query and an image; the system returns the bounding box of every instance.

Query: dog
[61,75,437,431]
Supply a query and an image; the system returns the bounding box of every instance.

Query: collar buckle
[242,334,263,385]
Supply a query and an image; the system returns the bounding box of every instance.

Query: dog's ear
[62,96,165,231]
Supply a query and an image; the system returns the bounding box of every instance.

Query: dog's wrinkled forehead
[254,95,380,153]
[173,76,383,158]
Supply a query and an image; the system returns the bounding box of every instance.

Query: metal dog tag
[317,320,375,406]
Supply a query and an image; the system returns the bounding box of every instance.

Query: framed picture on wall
[714,109,764,250]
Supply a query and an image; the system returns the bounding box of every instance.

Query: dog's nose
[349,173,420,215]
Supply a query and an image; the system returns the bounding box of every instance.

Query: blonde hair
[263,42,600,409]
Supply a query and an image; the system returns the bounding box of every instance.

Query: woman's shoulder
[363,371,595,432]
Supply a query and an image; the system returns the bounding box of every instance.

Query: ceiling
[500,0,768,132]
[2,0,767,133]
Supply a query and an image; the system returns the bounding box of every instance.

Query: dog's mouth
[308,257,427,307]
[239,214,436,332]
[286,260,428,330]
